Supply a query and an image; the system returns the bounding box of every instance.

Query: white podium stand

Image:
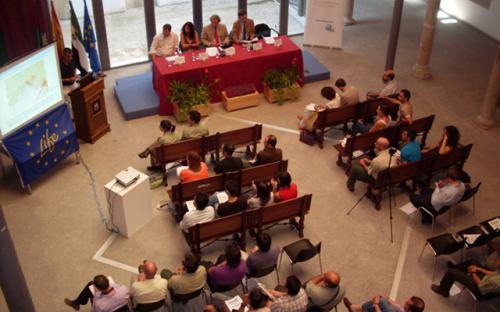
[104,167,153,238]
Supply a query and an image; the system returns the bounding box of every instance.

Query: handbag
[300,130,317,146]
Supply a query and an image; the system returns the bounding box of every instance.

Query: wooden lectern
[69,77,110,143]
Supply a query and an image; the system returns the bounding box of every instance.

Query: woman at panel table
[180,22,200,52]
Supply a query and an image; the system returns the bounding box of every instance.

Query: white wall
[440,0,500,41]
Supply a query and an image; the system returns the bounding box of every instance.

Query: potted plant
[262,66,301,104]
[168,77,213,122]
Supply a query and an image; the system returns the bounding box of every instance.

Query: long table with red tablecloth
[152,36,304,116]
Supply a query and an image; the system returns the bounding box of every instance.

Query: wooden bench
[154,124,263,178]
[314,98,396,149]
[333,115,435,173]
[370,144,473,210]
[169,160,289,220]
[184,194,312,254]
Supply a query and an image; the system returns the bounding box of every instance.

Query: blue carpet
[114,50,329,120]
[114,71,158,120]
[302,50,331,84]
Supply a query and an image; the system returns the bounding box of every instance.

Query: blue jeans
[361,298,398,312]
[208,193,220,209]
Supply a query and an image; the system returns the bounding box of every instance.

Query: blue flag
[83,0,101,73]
[3,105,79,185]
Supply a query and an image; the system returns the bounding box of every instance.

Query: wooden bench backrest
[431,144,472,172]
[188,213,244,243]
[396,115,435,146]
[217,124,263,148]
[170,173,237,203]
[316,104,359,127]
[377,161,420,186]
[240,160,288,186]
[156,137,205,164]
[260,195,312,226]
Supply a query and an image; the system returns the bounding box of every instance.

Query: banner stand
[303,0,345,49]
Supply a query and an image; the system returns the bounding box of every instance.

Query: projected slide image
[6,60,48,109]
[0,44,64,138]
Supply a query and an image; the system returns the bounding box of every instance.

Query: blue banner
[3,105,79,185]
[83,0,101,73]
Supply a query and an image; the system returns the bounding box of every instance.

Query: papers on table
[488,217,500,230]
[264,37,275,44]
[464,234,481,245]
[185,200,196,212]
[242,37,259,44]
[216,191,229,204]
[165,56,177,63]
[399,202,418,215]
[225,295,243,311]
[176,166,189,176]
[252,42,263,51]
[206,47,219,57]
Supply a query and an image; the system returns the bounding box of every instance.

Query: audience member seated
[409,167,466,224]
[209,180,248,217]
[422,125,460,155]
[180,21,200,51]
[64,275,129,312]
[149,23,179,57]
[138,120,180,171]
[398,129,422,164]
[431,255,500,300]
[254,135,283,166]
[181,110,209,140]
[248,182,274,209]
[271,171,298,202]
[214,144,244,174]
[179,151,209,183]
[366,69,399,99]
[130,260,168,310]
[346,137,396,192]
[247,287,272,311]
[387,89,413,124]
[161,253,207,296]
[231,10,255,43]
[335,78,359,106]
[305,271,345,311]
[352,104,391,135]
[247,233,280,275]
[269,275,308,312]
[207,243,247,290]
[180,192,215,231]
[201,14,230,47]
[297,86,340,130]
[343,295,425,312]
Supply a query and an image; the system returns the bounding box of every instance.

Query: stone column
[475,44,500,128]
[344,0,356,26]
[412,0,441,80]
[385,0,404,70]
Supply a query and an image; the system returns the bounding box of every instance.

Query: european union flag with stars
[3,105,79,185]
[83,0,101,73]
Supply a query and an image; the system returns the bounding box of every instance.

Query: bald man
[347,137,396,193]
[130,260,168,309]
[305,271,345,310]
[367,69,399,100]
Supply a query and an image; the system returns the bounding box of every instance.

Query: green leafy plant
[262,66,300,103]
[168,76,214,122]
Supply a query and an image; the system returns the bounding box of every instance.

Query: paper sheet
[176,166,189,176]
[264,37,275,44]
[449,283,462,296]
[186,200,196,212]
[464,234,481,245]
[353,150,365,158]
[488,217,500,230]
[206,47,218,57]
[216,191,229,204]
[399,202,418,215]
[306,103,317,111]
[165,56,177,62]
[225,295,243,311]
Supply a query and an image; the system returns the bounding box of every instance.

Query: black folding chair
[279,239,322,274]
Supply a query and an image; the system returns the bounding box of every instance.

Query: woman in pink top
[271,171,298,202]
[179,151,208,182]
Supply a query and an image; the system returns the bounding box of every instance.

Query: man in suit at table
[231,10,255,43]
[201,15,230,47]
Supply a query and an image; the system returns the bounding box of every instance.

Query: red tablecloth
[152,36,304,115]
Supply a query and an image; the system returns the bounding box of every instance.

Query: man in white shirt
[149,24,179,57]
[367,69,399,99]
[130,260,168,309]
[410,167,466,224]
[180,192,215,231]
